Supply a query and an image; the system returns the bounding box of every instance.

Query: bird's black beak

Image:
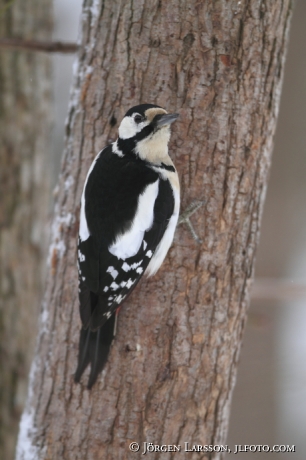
[155,113,179,128]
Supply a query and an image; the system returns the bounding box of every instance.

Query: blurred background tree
[0,1,52,459]
[227,1,306,457]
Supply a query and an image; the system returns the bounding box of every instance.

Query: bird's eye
[134,114,143,124]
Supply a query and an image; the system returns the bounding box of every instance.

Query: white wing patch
[108,180,159,260]
[78,250,85,262]
[107,266,119,279]
[126,278,136,289]
[122,262,131,272]
[115,293,126,304]
[110,282,119,291]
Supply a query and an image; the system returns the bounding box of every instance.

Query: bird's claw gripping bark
[178,200,205,243]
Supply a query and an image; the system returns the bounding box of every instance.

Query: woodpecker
[74,103,180,388]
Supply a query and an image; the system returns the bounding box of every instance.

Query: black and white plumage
[75,103,180,388]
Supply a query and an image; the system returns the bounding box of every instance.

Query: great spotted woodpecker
[74,104,180,388]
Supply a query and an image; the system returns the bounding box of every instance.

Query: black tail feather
[74,314,116,389]
[74,327,91,383]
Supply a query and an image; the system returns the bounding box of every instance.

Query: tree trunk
[16,1,292,459]
[0,1,52,459]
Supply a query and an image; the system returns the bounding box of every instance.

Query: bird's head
[116,103,179,163]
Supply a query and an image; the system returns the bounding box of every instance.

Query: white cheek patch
[118,116,137,139]
[108,180,159,260]
[118,116,149,139]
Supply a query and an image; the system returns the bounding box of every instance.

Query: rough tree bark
[16,1,292,459]
[0,1,52,459]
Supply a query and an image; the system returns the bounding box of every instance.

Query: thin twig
[0,38,78,54]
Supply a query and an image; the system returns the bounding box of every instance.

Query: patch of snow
[64,175,74,191]
[47,212,74,266]
[90,0,100,17]
[15,361,40,460]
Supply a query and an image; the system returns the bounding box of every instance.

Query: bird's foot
[178,200,205,243]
